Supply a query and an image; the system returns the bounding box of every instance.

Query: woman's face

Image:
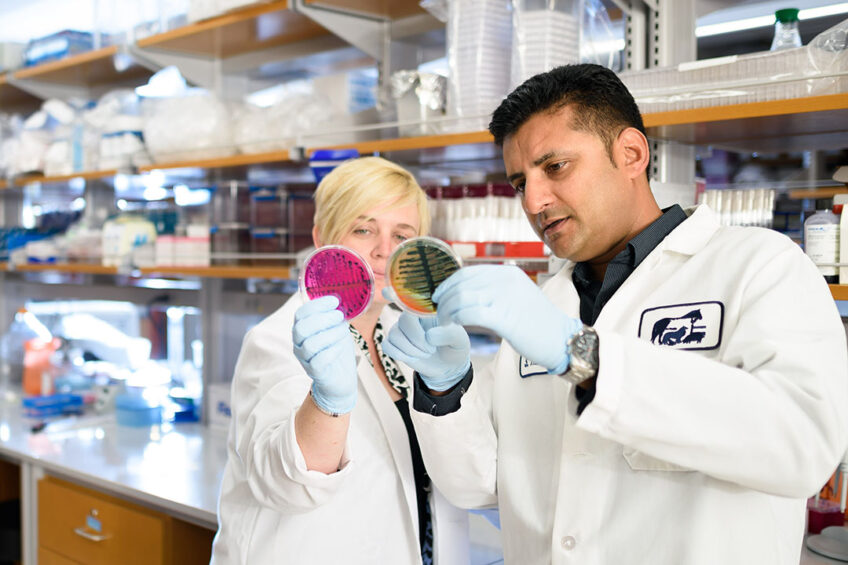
[332,201,421,306]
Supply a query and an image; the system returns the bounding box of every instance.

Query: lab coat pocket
[622,447,694,472]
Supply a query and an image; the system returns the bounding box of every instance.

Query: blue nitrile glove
[292,295,357,415]
[433,265,583,374]
[382,288,471,391]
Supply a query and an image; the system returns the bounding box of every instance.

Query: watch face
[567,328,599,382]
[573,330,599,366]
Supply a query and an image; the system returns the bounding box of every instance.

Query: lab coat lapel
[591,204,722,330]
[355,350,420,536]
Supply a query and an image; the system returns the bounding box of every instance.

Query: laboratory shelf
[0,72,41,113]
[12,46,152,90]
[305,130,496,156]
[828,285,848,301]
[788,186,848,200]
[1,262,292,280]
[644,93,848,153]
[304,0,425,19]
[13,169,121,186]
[138,149,293,172]
[137,1,328,58]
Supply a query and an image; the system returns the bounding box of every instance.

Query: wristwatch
[561,325,599,386]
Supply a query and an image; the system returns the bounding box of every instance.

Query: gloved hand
[433,265,583,374]
[382,312,471,391]
[292,295,357,415]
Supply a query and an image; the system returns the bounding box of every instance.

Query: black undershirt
[394,398,432,559]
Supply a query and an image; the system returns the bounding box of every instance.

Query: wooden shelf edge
[2,262,291,280]
[830,285,848,301]
[644,93,848,128]
[14,170,120,185]
[13,46,119,80]
[10,263,119,275]
[138,1,290,49]
[304,0,424,19]
[139,150,292,172]
[788,186,848,199]
[139,265,291,279]
[306,130,495,156]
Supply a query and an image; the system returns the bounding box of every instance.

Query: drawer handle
[74,527,110,542]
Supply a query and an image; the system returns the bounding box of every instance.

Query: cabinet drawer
[38,477,166,565]
[39,546,78,565]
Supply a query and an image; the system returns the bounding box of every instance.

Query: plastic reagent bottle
[771,8,802,51]
[804,208,840,283]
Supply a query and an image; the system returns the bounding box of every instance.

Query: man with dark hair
[384,63,848,564]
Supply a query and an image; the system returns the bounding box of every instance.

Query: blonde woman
[211,157,470,564]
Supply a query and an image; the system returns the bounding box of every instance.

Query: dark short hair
[489,64,648,171]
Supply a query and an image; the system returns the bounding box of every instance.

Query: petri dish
[299,245,374,320]
[388,236,462,316]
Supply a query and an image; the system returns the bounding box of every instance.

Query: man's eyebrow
[533,151,556,167]
[507,171,524,184]
[507,151,557,184]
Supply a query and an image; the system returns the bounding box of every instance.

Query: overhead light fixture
[696,2,848,38]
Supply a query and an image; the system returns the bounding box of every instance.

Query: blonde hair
[313,156,430,245]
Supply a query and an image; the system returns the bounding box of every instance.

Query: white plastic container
[511,0,581,88]
[804,208,840,283]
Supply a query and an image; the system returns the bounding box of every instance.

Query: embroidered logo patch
[638,301,723,350]
[518,356,549,378]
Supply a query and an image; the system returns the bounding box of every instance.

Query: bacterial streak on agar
[301,246,374,320]
[389,237,461,316]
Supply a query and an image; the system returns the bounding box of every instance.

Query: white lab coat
[411,205,848,565]
[211,294,470,565]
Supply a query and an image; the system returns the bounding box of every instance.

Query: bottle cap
[833,204,843,214]
[775,8,799,23]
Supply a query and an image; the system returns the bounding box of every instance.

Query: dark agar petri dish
[299,245,374,320]
[388,236,461,316]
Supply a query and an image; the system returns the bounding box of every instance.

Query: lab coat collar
[659,204,721,257]
[546,204,720,287]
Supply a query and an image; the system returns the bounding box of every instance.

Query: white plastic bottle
[770,8,802,51]
[804,208,840,284]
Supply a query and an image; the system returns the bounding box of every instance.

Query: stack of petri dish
[511,2,580,88]
[447,0,512,130]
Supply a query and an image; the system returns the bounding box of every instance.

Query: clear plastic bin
[212,181,251,225]
[249,186,288,228]
[287,191,316,253]
[618,18,848,114]
[250,227,289,266]
[210,223,250,265]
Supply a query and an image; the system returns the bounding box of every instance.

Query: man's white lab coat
[411,205,848,565]
[211,295,470,564]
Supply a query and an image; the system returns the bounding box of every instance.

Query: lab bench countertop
[0,393,227,530]
[0,391,843,565]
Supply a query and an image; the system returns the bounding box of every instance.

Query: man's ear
[617,127,650,180]
[312,225,322,248]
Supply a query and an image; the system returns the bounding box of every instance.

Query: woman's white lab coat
[411,204,848,565]
[211,294,470,564]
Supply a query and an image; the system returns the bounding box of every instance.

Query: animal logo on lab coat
[638,301,723,350]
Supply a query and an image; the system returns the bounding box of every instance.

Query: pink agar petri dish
[388,237,461,316]
[299,245,374,320]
